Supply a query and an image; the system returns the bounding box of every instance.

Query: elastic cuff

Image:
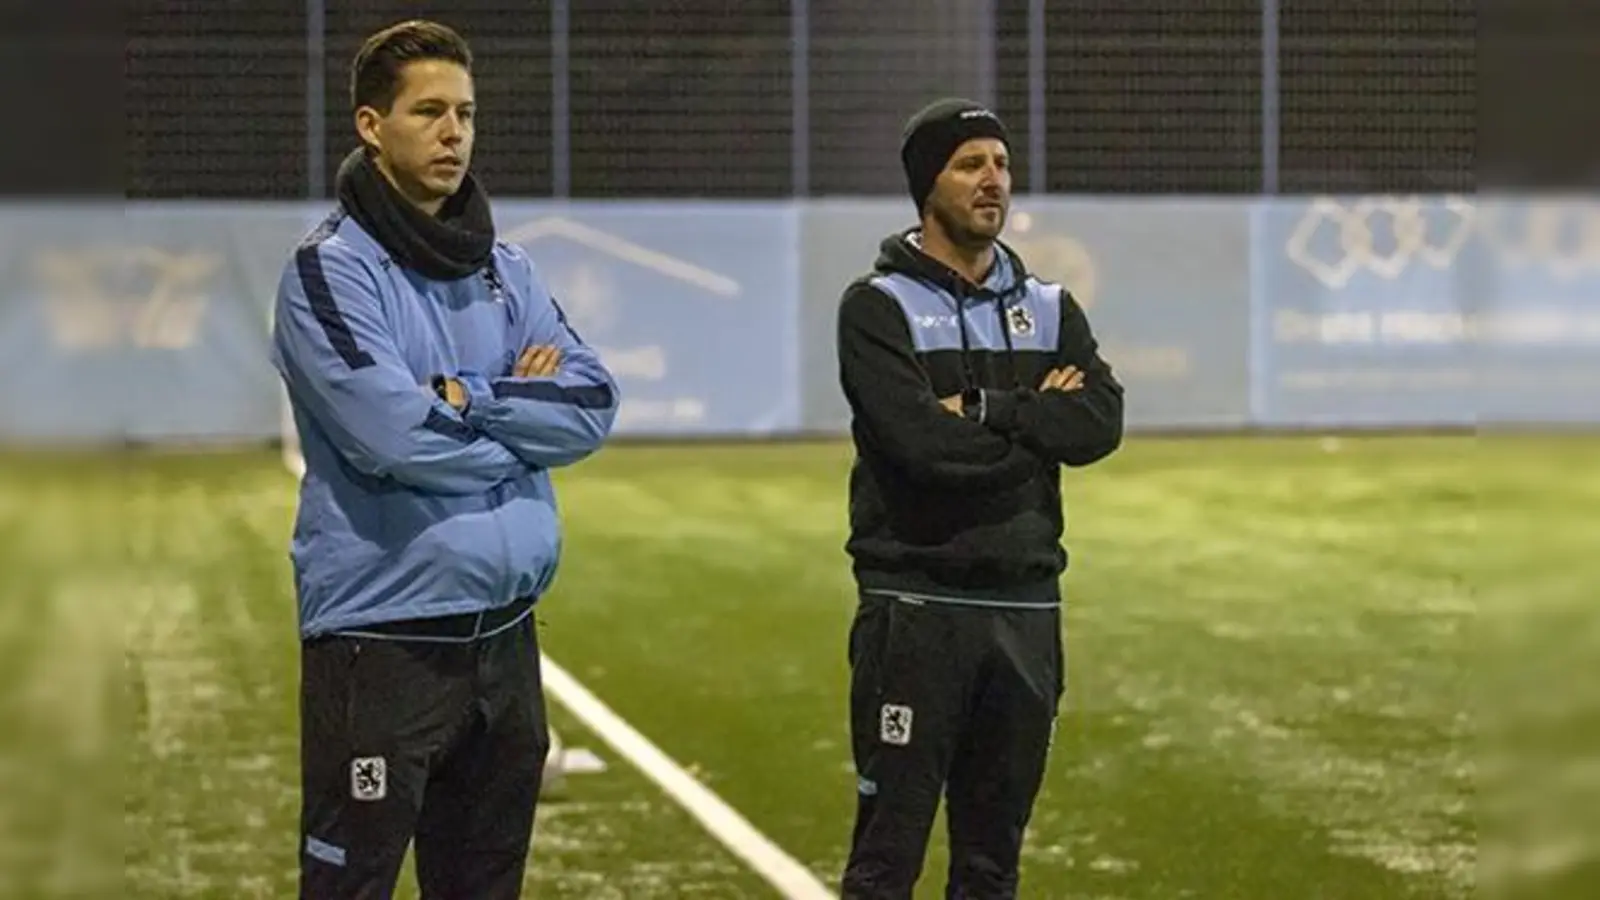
[981,388,1023,432]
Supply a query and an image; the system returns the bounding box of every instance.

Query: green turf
[5,433,1594,898]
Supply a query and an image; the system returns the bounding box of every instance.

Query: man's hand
[515,345,562,378]
[939,394,963,415]
[1039,366,1086,392]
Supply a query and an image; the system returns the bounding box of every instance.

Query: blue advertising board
[1472,198,1600,425]
[0,196,1592,445]
[496,202,802,436]
[1252,197,1478,427]
[1252,196,1600,427]
[0,202,317,442]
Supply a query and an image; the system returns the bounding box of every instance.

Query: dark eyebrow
[955,151,1004,165]
[411,97,475,112]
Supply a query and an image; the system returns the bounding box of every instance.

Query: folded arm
[454,254,620,469]
[271,240,526,494]
[838,282,1042,491]
[980,290,1125,467]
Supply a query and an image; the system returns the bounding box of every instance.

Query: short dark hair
[350,20,473,114]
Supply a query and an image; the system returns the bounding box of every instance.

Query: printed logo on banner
[1283,196,1600,287]
[1261,195,1600,427]
[1284,196,1476,289]
[1475,201,1600,282]
[1263,196,1477,426]
[34,245,216,351]
[500,208,799,436]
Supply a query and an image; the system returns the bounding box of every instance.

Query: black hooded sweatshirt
[836,228,1124,607]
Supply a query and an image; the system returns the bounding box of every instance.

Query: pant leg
[943,606,1064,900]
[298,636,472,900]
[841,595,980,900]
[414,618,549,900]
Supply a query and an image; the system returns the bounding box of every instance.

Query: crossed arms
[836,283,1124,491]
[272,241,619,495]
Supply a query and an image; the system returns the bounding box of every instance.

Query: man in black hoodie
[834,98,1125,899]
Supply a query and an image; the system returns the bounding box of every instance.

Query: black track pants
[840,591,1065,900]
[297,614,549,900]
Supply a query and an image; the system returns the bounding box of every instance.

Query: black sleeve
[837,282,1043,491]
[980,289,1125,467]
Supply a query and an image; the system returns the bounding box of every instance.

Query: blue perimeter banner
[1252,196,1600,428]
[0,197,1593,444]
[0,202,321,442]
[495,202,802,436]
[0,201,803,443]
[1473,198,1600,425]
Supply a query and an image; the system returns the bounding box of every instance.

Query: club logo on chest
[1006,305,1036,338]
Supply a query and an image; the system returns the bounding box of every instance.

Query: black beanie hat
[900,98,1012,214]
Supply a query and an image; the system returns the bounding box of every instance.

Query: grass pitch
[5,432,1594,898]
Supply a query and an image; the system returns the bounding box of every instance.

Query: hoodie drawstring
[995,287,1023,389]
[951,285,1025,396]
[953,292,978,393]
[904,236,1027,395]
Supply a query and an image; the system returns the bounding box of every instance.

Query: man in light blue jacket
[270,19,618,900]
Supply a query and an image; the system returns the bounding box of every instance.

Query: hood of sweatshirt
[872,227,1033,391]
[871,227,1031,300]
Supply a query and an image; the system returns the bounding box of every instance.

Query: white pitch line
[280,446,834,899]
[539,653,838,900]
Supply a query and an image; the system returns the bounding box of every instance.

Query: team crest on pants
[351,756,387,801]
[880,704,913,746]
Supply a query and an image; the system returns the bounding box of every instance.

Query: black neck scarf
[334,147,496,281]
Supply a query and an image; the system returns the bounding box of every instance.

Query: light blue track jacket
[270,209,619,638]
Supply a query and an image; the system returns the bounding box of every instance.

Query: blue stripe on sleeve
[295,218,376,371]
[492,380,615,409]
[422,408,477,442]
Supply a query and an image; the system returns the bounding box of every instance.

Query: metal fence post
[552,0,571,198]
[307,0,326,199]
[1262,0,1280,194]
[1028,0,1046,193]
[792,0,810,197]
